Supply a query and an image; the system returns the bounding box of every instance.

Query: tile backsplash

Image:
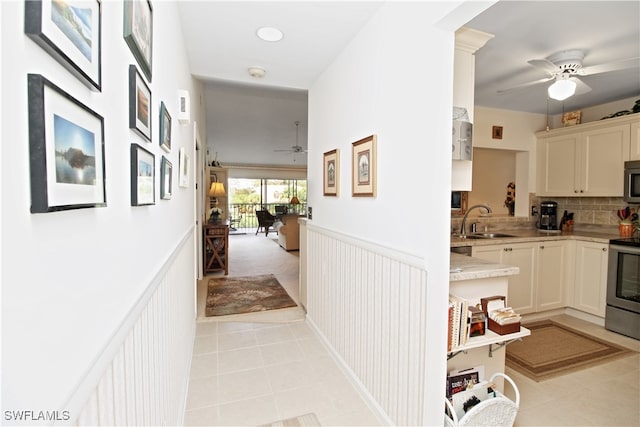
[451,194,631,234]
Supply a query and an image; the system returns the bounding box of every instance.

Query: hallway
[185,232,382,426]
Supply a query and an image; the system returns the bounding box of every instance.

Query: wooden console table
[203,224,229,275]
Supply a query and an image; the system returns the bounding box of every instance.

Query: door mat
[506,320,635,382]
[260,413,321,427]
[206,274,297,317]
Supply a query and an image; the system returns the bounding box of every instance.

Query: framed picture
[160,156,172,200]
[562,110,582,127]
[159,101,171,152]
[178,147,190,188]
[123,0,153,82]
[492,125,503,139]
[128,64,151,141]
[323,149,339,196]
[130,143,155,206]
[25,0,102,91]
[352,135,377,197]
[27,74,106,213]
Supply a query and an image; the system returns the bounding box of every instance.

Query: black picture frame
[130,143,155,206]
[159,101,171,152]
[128,64,151,141]
[160,156,172,200]
[27,74,106,213]
[123,0,153,82]
[25,0,102,91]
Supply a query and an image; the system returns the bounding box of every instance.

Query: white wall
[1,1,203,420]
[306,2,491,423]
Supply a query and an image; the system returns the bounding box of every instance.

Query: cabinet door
[537,134,579,196]
[580,124,630,196]
[573,241,608,317]
[503,243,537,314]
[471,245,503,263]
[629,121,640,161]
[537,241,570,311]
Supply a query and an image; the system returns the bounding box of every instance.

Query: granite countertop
[450,228,619,248]
[449,252,520,282]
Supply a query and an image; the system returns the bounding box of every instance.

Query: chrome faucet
[460,204,493,237]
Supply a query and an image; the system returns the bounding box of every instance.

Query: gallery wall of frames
[2,0,203,422]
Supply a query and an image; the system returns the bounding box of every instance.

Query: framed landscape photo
[159,101,171,152]
[25,0,102,91]
[27,74,106,213]
[128,64,151,141]
[323,149,339,196]
[123,0,153,82]
[351,135,377,197]
[160,156,172,200]
[178,147,190,188]
[130,143,155,206]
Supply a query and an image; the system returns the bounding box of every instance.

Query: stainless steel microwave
[624,160,640,203]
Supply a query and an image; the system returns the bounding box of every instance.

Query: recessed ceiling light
[248,66,266,78]
[256,26,284,42]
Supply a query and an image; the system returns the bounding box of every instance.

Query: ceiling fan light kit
[548,78,577,101]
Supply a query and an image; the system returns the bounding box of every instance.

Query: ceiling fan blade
[572,77,592,95]
[528,58,558,74]
[580,57,640,76]
[497,76,554,95]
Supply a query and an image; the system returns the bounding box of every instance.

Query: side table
[203,224,229,275]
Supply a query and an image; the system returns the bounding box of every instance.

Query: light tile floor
[185,321,382,426]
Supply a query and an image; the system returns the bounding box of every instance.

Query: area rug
[260,413,321,427]
[506,320,635,382]
[206,274,297,317]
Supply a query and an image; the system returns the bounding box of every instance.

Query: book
[446,369,481,398]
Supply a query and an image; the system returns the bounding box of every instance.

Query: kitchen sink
[463,233,516,239]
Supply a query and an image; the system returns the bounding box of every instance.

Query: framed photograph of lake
[124,0,153,82]
[131,144,155,206]
[351,135,376,197]
[128,64,151,141]
[160,156,172,200]
[25,0,102,91]
[27,74,106,213]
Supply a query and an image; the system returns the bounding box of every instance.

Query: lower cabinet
[472,242,537,314]
[572,240,608,317]
[472,240,573,315]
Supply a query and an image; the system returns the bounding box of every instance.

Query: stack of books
[447,294,469,352]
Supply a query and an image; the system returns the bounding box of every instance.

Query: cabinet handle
[602,248,607,252]
[574,190,578,193]
[540,245,545,249]
[580,190,584,193]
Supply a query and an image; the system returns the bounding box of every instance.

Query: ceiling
[176,1,640,164]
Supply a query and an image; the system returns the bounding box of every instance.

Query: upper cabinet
[536,114,638,197]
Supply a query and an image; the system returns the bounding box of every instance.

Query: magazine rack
[444,373,520,427]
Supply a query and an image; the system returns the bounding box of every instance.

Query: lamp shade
[209,182,226,197]
[290,196,300,205]
[548,79,577,101]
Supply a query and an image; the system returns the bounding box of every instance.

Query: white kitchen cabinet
[573,240,608,317]
[537,240,573,311]
[537,123,630,196]
[630,121,640,160]
[472,242,537,314]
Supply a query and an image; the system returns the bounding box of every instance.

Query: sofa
[274,214,302,251]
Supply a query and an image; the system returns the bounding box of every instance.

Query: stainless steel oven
[606,238,640,340]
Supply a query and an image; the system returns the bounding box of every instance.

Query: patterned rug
[205,274,297,317]
[506,320,635,381]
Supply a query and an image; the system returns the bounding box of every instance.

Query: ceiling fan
[498,49,640,101]
[274,121,307,155]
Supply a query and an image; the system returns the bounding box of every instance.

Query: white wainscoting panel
[69,229,196,426]
[306,225,429,426]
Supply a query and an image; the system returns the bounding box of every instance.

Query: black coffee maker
[538,201,558,230]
